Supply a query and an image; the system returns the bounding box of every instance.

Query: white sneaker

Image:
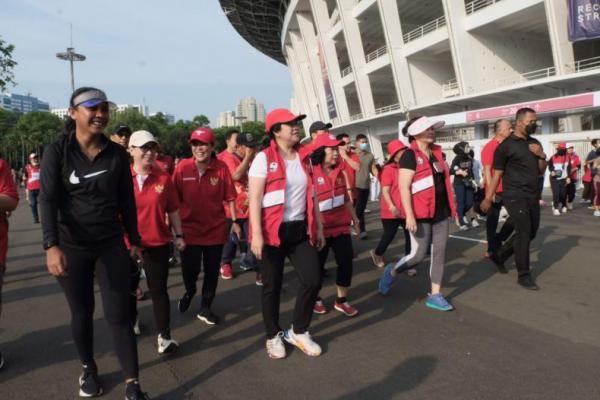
[284,329,321,357]
[561,207,568,213]
[459,225,469,231]
[594,210,600,217]
[266,332,286,359]
[471,219,480,228]
[359,231,368,240]
[157,334,179,354]
[133,318,141,336]
[552,208,560,216]
[567,203,573,211]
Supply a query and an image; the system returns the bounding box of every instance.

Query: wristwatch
[43,240,58,250]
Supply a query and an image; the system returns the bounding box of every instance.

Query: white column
[338,0,375,117]
[376,0,415,107]
[545,0,575,74]
[285,48,311,118]
[290,31,322,121]
[441,0,477,95]
[309,0,350,122]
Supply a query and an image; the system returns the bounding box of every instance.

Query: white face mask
[359,142,369,151]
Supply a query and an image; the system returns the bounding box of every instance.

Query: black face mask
[525,123,538,135]
[556,149,566,156]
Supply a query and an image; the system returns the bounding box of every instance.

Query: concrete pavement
[1,191,599,399]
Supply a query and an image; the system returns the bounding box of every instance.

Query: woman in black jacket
[40,87,149,400]
[450,141,476,230]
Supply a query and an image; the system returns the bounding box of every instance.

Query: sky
[0,0,293,124]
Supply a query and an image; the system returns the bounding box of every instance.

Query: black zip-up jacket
[40,133,141,248]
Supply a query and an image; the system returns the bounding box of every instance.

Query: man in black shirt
[481,107,547,290]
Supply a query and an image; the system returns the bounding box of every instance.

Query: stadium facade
[221,0,600,162]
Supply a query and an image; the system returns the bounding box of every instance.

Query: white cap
[29,153,38,159]
[129,130,158,147]
[407,116,445,136]
[566,143,574,148]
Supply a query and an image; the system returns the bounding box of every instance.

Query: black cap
[113,125,132,136]
[236,132,258,148]
[309,121,332,133]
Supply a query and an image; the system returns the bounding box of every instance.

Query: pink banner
[466,94,595,122]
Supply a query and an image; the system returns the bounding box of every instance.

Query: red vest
[26,164,41,190]
[312,164,351,238]
[251,140,318,247]
[406,141,457,220]
[569,154,581,181]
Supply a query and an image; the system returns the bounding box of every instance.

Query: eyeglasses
[133,145,158,153]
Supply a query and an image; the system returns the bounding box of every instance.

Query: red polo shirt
[155,154,175,175]
[131,166,179,248]
[379,163,401,219]
[218,150,249,219]
[0,159,19,265]
[481,138,503,193]
[341,151,360,199]
[173,157,236,245]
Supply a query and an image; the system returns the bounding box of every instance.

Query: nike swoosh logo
[69,170,108,185]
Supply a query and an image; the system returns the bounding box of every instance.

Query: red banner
[466,94,595,122]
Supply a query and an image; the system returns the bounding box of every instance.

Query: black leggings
[318,234,353,288]
[143,245,171,336]
[550,178,567,209]
[58,242,139,379]
[374,218,411,257]
[261,221,321,339]
[181,244,223,310]
[566,181,577,203]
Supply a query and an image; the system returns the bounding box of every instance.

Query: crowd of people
[0,87,599,399]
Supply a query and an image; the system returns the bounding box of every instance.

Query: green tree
[192,114,210,128]
[0,36,17,92]
[12,112,62,165]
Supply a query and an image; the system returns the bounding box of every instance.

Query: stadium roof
[219,0,289,64]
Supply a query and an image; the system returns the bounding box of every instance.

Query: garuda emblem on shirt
[154,184,164,194]
[210,177,219,186]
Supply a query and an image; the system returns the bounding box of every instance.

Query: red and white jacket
[251,140,318,247]
[405,141,457,220]
[312,164,351,238]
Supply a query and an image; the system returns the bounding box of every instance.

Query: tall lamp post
[234,115,247,132]
[56,47,86,92]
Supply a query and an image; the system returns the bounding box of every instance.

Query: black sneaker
[177,291,195,313]
[196,308,219,325]
[490,253,508,274]
[79,369,102,397]
[518,276,539,291]
[125,381,150,400]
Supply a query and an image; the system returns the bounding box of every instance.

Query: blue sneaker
[425,293,454,311]
[378,264,396,295]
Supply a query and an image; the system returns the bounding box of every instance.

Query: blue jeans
[29,189,40,222]
[453,183,474,226]
[221,219,257,269]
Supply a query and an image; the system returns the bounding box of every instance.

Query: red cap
[189,127,215,145]
[312,133,343,150]
[265,108,306,133]
[557,142,567,149]
[386,139,407,162]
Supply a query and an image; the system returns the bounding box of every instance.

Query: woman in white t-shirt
[248,108,325,360]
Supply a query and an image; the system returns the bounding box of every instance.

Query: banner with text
[568,0,600,41]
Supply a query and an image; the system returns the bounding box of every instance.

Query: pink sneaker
[334,301,359,317]
[220,264,233,280]
[313,300,327,314]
